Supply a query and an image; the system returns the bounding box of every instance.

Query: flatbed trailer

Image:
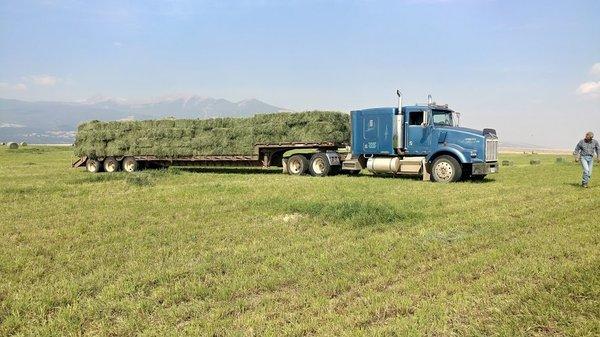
[72,141,361,177]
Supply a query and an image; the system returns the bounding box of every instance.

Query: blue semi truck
[337,91,499,182]
[74,91,498,182]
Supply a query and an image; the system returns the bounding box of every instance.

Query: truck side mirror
[421,110,429,127]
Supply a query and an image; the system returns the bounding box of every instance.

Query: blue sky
[0,0,599,147]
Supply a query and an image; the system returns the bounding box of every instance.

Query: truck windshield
[432,110,454,126]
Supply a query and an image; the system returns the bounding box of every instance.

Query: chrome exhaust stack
[396,89,403,111]
[396,90,404,150]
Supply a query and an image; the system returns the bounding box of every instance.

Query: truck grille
[486,138,498,162]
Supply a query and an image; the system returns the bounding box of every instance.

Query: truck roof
[351,105,454,114]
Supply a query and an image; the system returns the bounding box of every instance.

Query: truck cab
[346,96,498,182]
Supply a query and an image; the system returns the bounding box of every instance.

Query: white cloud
[577,81,600,96]
[29,74,59,86]
[113,41,123,47]
[0,82,27,91]
[591,63,600,76]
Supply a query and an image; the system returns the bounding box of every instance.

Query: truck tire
[86,158,102,173]
[309,153,332,177]
[103,157,120,173]
[122,157,139,173]
[431,155,462,183]
[288,155,308,175]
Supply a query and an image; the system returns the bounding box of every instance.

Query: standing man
[574,131,600,188]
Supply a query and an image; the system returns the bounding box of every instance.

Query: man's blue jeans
[581,155,593,185]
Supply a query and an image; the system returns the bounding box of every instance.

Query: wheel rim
[124,160,135,172]
[289,159,301,174]
[312,158,326,175]
[106,161,116,172]
[87,161,97,172]
[434,161,453,181]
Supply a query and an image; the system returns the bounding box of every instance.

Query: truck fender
[427,146,468,164]
[325,151,341,166]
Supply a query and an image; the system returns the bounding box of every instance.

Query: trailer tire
[86,158,102,173]
[431,155,462,183]
[122,157,139,173]
[309,153,332,177]
[103,157,120,173]
[288,155,308,175]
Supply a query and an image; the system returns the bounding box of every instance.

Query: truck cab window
[432,110,453,126]
[409,111,424,125]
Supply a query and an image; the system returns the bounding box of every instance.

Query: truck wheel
[86,159,102,173]
[122,157,139,173]
[288,155,308,175]
[431,155,462,183]
[309,153,332,177]
[103,157,120,173]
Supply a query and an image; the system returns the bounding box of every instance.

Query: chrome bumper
[472,162,498,175]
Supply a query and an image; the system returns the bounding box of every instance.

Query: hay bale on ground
[7,142,19,149]
[530,159,541,165]
[19,142,27,146]
[74,111,351,157]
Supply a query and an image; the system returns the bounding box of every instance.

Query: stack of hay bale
[74,111,351,158]
[7,142,19,149]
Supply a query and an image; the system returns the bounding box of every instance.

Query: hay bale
[7,142,19,149]
[19,142,27,146]
[502,160,511,166]
[530,159,541,165]
[74,111,351,157]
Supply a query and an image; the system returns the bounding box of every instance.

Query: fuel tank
[366,157,400,174]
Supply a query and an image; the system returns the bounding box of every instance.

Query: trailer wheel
[288,155,308,175]
[103,157,120,173]
[86,158,102,173]
[122,157,139,173]
[309,153,332,177]
[431,155,462,183]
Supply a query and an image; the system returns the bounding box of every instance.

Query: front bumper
[472,162,498,175]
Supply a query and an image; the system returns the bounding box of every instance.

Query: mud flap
[422,159,431,181]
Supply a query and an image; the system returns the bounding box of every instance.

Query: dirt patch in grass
[257,198,421,227]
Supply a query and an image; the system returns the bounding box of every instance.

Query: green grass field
[1,147,598,336]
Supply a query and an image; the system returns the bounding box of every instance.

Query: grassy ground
[0,147,598,336]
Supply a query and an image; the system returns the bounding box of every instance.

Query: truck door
[406,110,432,155]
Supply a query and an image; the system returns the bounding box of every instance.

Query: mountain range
[0,96,283,143]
